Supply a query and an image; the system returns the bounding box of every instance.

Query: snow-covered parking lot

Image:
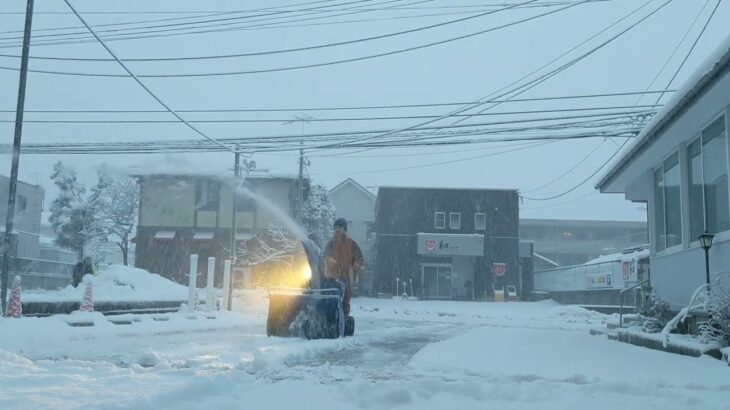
[1,297,728,410]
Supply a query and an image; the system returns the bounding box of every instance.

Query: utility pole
[228,147,241,311]
[297,140,304,224]
[1,0,34,317]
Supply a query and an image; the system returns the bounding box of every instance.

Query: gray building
[520,218,647,269]
[0,175,44,259]
[329,179,376,294]
[597,39,730,310]
[1,175,73,289]
[374,186,520,300]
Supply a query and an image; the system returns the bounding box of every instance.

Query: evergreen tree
[49,161,88,258]
[301,184,336,249]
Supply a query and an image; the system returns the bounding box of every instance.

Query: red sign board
[425,240,436,251]
[493,262,506,277]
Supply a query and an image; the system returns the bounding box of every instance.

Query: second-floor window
[196,180,219,211]
[434,212,446,229]
[475,213,486,230]
[450,212,461,230]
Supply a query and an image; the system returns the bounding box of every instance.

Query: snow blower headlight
[302,265,312,280]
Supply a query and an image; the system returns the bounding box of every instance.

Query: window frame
[654,149,684,256]
[434,212,446,229]
[449,212,461,230]
[474,213,486,230]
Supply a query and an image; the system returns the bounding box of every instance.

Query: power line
[0,0,593,78]
[0,90,674,113]
[655,0,720,103]
[446,0,660,128]
[60,0,234,153]
[0,0,339,35]
[0,0,540,61]
[321,0,665,152]
[1,107,659,124]
[521,139,606,193]
[0,0,426,48]
[347,140,554,174]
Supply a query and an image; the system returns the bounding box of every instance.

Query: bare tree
[238,225,300,286]
[99,176,140,266]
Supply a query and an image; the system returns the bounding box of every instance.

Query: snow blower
[266,239,354,339]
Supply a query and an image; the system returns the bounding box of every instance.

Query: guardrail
[619,279,649,327]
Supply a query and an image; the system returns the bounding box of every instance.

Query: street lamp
[698,231,715,286]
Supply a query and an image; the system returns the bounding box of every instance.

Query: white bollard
[206,257,215,312]
[223,259,232,311]
[188,254,198,313]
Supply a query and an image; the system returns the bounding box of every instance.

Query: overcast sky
[1,0,729,222]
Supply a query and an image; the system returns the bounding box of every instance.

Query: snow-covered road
[1,298,728,410]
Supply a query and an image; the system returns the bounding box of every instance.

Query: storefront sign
[417,233,484,256]
[493,262,506,277]
[586,272,613,289]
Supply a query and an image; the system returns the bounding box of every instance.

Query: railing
[619,279,649,327]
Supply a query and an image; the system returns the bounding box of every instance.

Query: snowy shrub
[641,294,673,333]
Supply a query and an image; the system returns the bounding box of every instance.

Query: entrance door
[421,264,452,299]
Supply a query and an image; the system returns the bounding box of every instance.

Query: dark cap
[334,218,347,231]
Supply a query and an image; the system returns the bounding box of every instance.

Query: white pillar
[223,259,231,311]
[206,257,215,312]
[187,254,198,313]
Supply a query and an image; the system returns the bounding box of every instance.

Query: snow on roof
[583,246,650,265]
[329,178,376,200]
[598,34,730,190]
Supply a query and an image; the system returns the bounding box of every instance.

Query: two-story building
[597,38,730,309]
[1,174,44,259]
[374,186,519,300]
[329,178,376,295]
[1,175,74,289]
[133,173,303,285]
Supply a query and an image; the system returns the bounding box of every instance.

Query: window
[702,116,729,234]
[654,168,666,251]
[195,180,219,211]
[654,151,683,251]
[686,115,729,239]
[434,212,445,229]
[688,138,704,240]
[449,212,461,230]
[475,213,486,230]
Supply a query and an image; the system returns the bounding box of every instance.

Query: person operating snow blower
[324,218,363,335]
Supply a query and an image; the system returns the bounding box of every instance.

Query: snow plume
[235,184,306,240]
[301,184,336,249]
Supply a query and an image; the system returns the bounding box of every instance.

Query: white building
[329,179,376,294]
[597,38,730,309]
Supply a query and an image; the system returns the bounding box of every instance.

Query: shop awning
[235,232,253,241]
[193,231,215,241]
[154,230,176,241]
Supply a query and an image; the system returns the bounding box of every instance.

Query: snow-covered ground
[0,296,728,410]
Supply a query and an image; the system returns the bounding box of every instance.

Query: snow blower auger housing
[266,239,354,339]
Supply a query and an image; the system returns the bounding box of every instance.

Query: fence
[1,256,73,290]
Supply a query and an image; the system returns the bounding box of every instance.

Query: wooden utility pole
[2,0,34,316]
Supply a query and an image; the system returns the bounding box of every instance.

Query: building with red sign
[373,186,519,300]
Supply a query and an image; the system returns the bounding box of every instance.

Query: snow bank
[23,265,188,303]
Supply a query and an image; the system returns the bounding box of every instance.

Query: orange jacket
[324,236,363,282]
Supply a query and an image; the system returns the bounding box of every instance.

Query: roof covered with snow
[597,34,730,190]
